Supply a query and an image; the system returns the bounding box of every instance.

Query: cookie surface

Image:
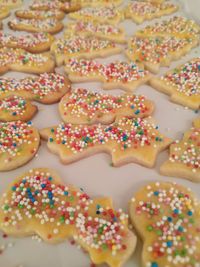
[72,0,122,7]
[0,121,40,171]
[0,5,10,19]
[129,182,200,267]
[15,9,65,20]
[0,0,22,9]
[0,168,137,267]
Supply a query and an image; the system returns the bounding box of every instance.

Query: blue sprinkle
[154,191,159,196]
[48,176,53,181]
[131,105,135,109]
[187,211,193,216]
[174,209,179,214]
[41,184,46,189]
[64,191,68,196]
[167,217,172,222]
[178,226,184,232]
[151,263,158,267]
[134,110,140,115]
[166,241,173,248]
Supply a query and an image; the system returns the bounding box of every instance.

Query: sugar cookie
[8,18,63,34]
[15,9,65,20]
[72,0,123,8]
[0,0,22,9]
[0,121,40,171]
[160,118,200,182]
[0,73,70,104]
[0,95,37,122]
[129,181,200,267]
[0,32,54,53]
[51,36,121,67]
[59,88,154,124]
[0,5,9,19]
[0,48,55,74]
[150,58,200,109]
[64,59,151,92]
[0,168,136,267]
[40,117,171,168]
[125,1,178,24]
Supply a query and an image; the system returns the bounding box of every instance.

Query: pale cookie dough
[125,1,178,24]
[0,0,22,9]
[40,117,171,168]
[8,18,63,34]
[150,58,200,109]
[0,95,37,122]
[64,58,151,92]
[0,168,137,267]
[0,121,40,171]
[129,182,200,267]
[126,35,199,73]
[0,32,54,53]
[160,118,200,182]
[0,73,71,104]
[51,36,121,67]
[64,21,126,43]
[15,9,65,20]
[0,5,10,19]
[68,7,124,25]
[59,88,154,124]
[0,47,55,75]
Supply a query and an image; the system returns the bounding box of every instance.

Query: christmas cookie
[125,1,178,24]
[0,6,10,19]
[0,0,22,9]
[40,117,171,168]
[59,88,154,124]
[64,21,126,43]
[160,118,200,182]
[0,95,37,122]
[15,9,65,20]
[0,168,137,267]
[51,36,121,67]
[0,47,55,75]
[8,18,63,34]
[129,181,200,267]
[0,32,54,53]
[150,58,200,109]
[0,73,70,104]
[0,121,40,171]
[65,58,151,92]
[126,35,199,73]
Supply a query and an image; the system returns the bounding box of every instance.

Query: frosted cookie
[65,21,126,43]
[0,121,40,171]
[160,118,200,182]
[125,1,178,24]
[40,117,171,168]
[129,182,200,267]
[0,95,37,122]
[15,9,65,20]
[51,36,121,67]
[0,48,55,75]
[8,18,63,34]
[0,5,9,19]
[0,0,22,9]
[68,7,124,25]
[59,88,154,124]
[65,59,151,92]
[0,32,54,53]
[150,58,200,109]
[0,168,136,267]
[126,35,199,73]
[72,0,123,7]
[0,73,70,104]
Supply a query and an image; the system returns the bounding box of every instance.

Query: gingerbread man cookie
[59,88,154,124]
[150,58,200,109]
[40,117,171,168]
[0,0,22,9]
[0,48,55,74]
[129,181,200,267]
[15,9,65,20]
[0,5,9,19]
[0,73,70,104]
[160,118,200,182]
[0,168,137,267]
[0,121,40,171]
[65,58,151,92]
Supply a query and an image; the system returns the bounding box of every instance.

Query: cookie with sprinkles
[59,88,154,124]
[64,20,126,43]
[15,9,65,20]
[0,47,55,75]
[65,58,151,92]
[126,35,199,73]
[72,0,123,8]
[0,95,37,122]
[0,73,70,104]
[0,121,40,171]
[0,5,10,19]
[0,168,137,266]
[160,118,200,182]
[129,181,200,267]
[125,1,178,24]
[40,117,171,168]
[68,7,124,25]
[51,35,122,67]
[0,0,22,9]
[0,32,54,53]
[8,18,63,34]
